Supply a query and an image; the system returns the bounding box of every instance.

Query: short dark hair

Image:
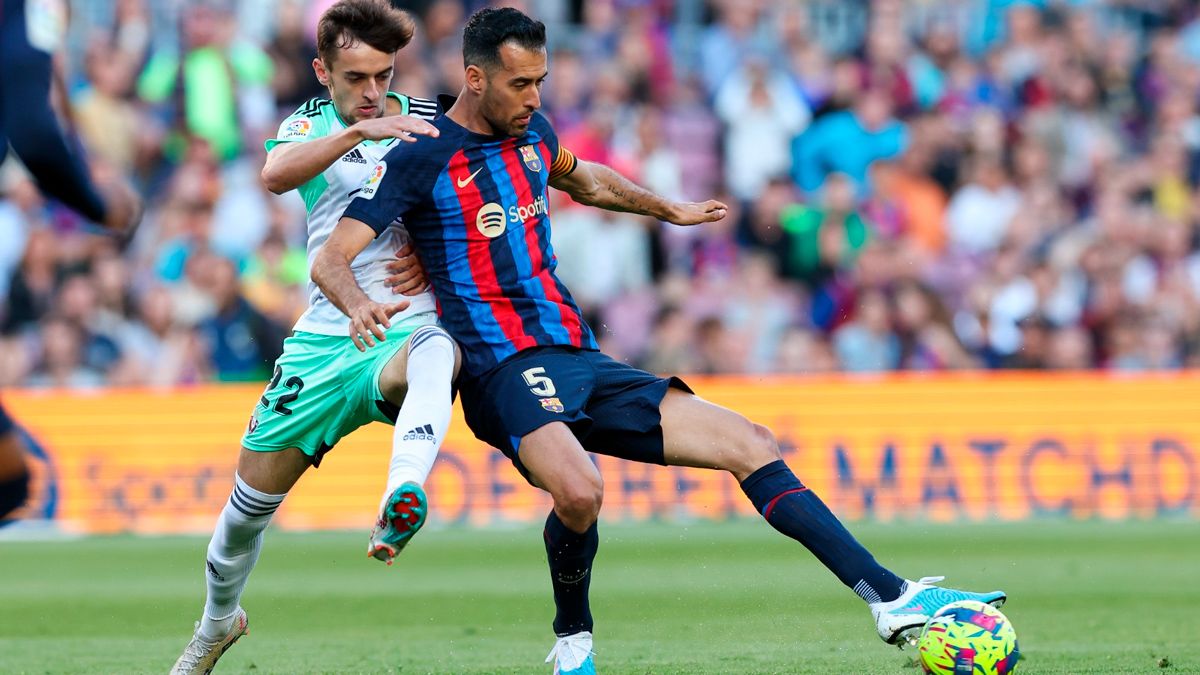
[462,7,546,71]
[317,0,415,66]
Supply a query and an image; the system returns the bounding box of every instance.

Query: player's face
[480,43,547,136]
[313,42,396,124]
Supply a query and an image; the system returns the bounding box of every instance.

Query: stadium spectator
[137,1,275,163]
[946,153,1022,257]
[716,56,810,202]
[73,37,146,173]
[791,87,907,195]
[24,315,105,390]
[779,173,871,288]
[196,255,285,381]
[834,289,902,372]
[120,284,212,387]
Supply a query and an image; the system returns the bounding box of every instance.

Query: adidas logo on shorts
[402,423,436,442]
[342,148,368,164]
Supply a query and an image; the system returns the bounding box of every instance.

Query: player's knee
[552,476,603,524]
[0,471,30,518]
[731,423,781,474]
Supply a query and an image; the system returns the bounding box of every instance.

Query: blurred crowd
[4,0,1200,389]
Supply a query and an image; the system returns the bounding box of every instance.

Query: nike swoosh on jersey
[457,168,483,188]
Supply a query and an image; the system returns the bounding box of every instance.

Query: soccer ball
[916,600,1020,674]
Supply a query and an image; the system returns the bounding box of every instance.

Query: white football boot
[871,576,1006,647]
[170,607,248,674]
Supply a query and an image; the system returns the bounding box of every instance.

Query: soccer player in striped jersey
[0,0,141,524]
[171,2,457,673]
[323,8,1007,674]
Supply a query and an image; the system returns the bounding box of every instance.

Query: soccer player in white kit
[171,2,457,672]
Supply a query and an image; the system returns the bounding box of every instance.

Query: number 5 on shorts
[522,367,556,397]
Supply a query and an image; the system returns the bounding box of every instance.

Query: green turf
[1,520,1195,674]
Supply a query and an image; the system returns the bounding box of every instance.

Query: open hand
[666,200,728,226]
[384,243,429,295]
[353,115,440,143]
[348,299,410,351]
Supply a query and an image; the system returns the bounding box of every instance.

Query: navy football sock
[0,470,30,519]
[543,510,598,636]
[0,401,14,436]
[741,460,904,603]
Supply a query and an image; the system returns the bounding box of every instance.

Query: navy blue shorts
[460,347,691,482]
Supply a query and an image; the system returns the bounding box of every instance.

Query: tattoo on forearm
[602,173,665,217]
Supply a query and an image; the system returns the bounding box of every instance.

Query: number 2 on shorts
[521,366,556,397]
[259,365,305,415]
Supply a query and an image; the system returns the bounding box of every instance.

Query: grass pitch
[1,519,1195,674]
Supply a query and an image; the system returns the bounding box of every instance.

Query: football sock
[0,401,14,436]
[0,470,30,520]
[544,510,598,636]
[383,326,456,505]
[740,459,904,603]
[200,473,285,640]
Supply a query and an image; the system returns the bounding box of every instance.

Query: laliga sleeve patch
[358,162,387,200]
[280,117,313,140]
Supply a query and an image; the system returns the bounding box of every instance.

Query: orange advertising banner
[4,372,1198,534]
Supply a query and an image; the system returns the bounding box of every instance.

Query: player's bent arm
[261,129,369,194]
[550,160,728,226]
[312,217,409,350]
[262,116,439,194]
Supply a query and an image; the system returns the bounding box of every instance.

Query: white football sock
[383,326,455,507]
[200,473,285,640]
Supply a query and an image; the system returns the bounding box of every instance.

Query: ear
[313,57,330,86]
[464,64,487,95]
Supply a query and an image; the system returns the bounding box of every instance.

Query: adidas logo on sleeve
[342,148,369,164]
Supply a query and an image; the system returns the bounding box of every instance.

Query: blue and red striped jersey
[342,111,597,378]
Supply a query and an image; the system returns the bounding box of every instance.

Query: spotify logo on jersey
[476,202,507,238]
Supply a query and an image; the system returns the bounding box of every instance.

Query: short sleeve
[341,145,435,236]
[264,100,330,152]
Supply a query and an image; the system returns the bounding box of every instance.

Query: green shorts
[241,311,437,462]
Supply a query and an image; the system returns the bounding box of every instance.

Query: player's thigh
[659,388,780,481]
[359,312,439,416]
[376,319,456,406]
[244,332,360,466]
[577,352,688,466]
[517,421,603,501]
[459,347,597,481]
[236,446,310,495]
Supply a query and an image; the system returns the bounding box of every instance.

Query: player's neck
[444,94,499,136]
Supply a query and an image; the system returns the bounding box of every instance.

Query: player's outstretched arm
[550,159,727,226]
[312,216,410,351]
[0,35,141,235]
[261,115,439,194]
